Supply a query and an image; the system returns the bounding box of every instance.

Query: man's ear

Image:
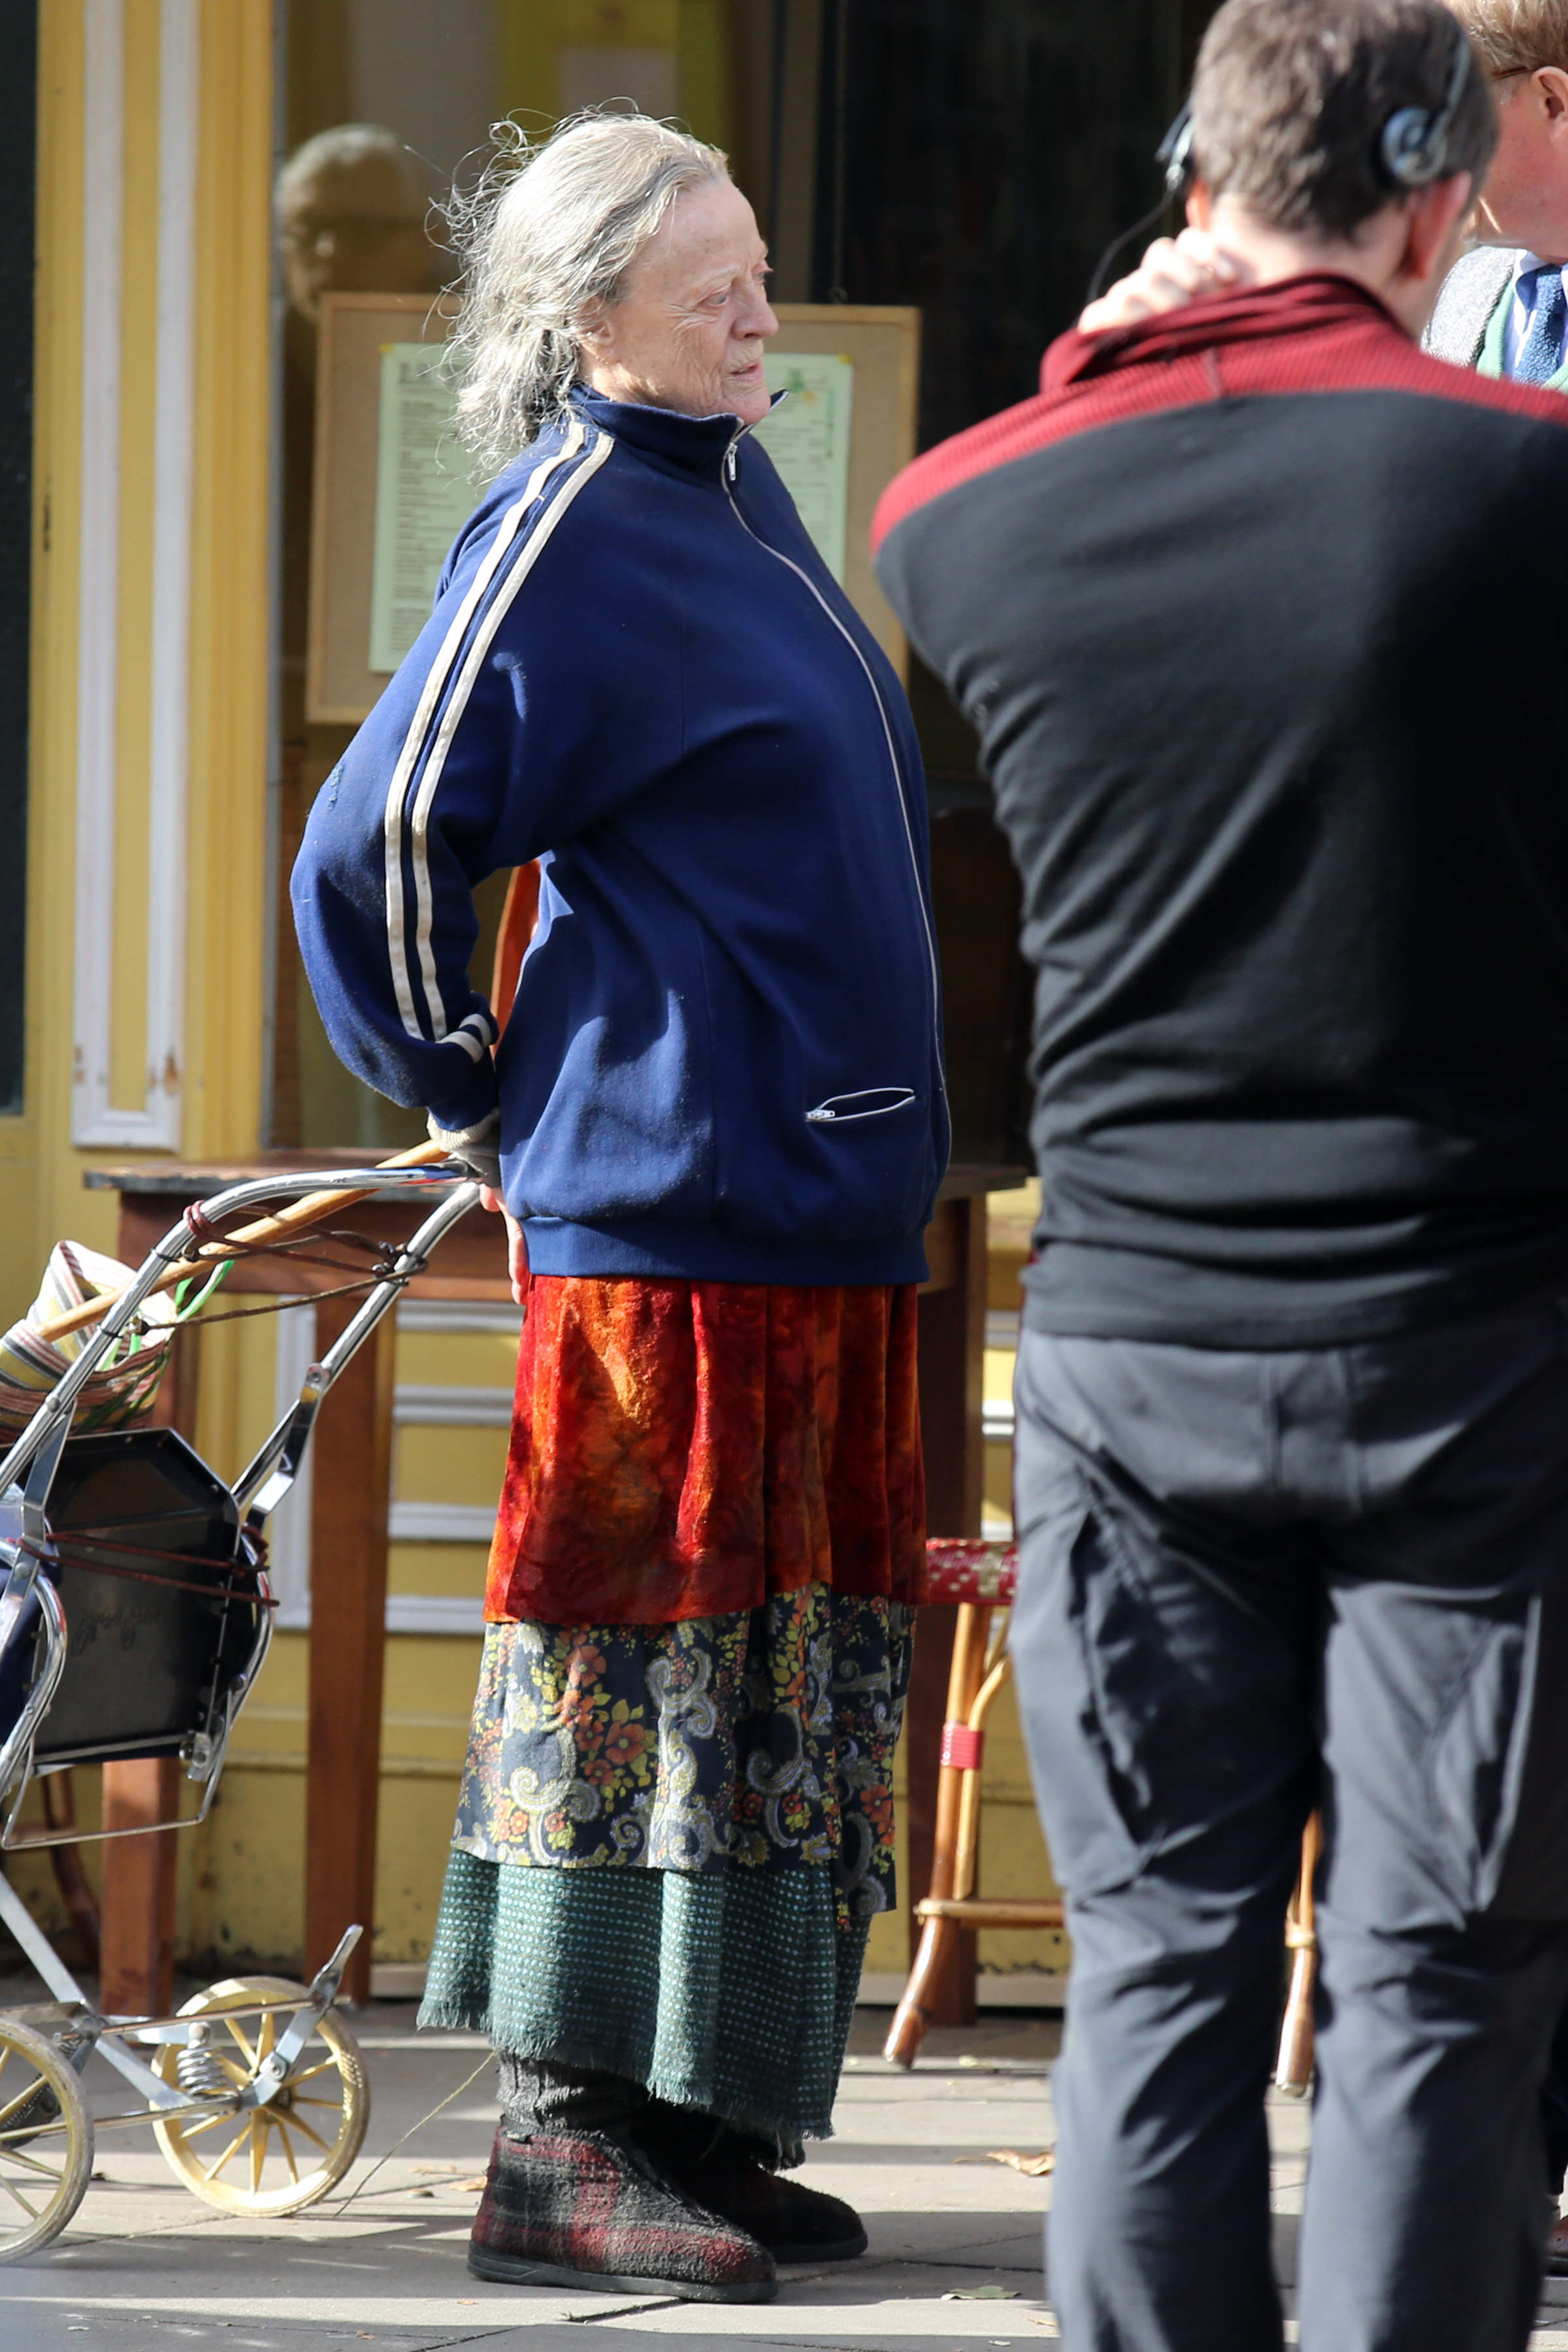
[1186,180,1214,232]
[1538,65,1568,130]
[1403,171,1473,283]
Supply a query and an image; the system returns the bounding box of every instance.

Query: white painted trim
[71,0,125,1144]
[385,1595,485,1635]
[72,0,198,1148]
[393,1383,512,1428]
[398,1299,521,1335]
[144,0,197,1122]
[389,1501,497,1544]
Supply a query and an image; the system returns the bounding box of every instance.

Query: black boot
[640,2104,868,2264]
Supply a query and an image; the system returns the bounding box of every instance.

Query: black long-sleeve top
[876,276,1568,1346]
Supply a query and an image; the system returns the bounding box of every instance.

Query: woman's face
[580,178,777,425]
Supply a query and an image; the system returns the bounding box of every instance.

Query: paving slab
[2,1991,1565,2347]
[0,2005,1058,2349]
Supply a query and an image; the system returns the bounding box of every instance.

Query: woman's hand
[1080,231,1254,336]
[480,1184,531,1305]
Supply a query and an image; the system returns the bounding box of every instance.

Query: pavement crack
[557,2298,685,2322]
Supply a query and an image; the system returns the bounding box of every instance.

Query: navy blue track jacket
[292,386,948,1286]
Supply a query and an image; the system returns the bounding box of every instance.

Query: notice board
[307,294,921,726]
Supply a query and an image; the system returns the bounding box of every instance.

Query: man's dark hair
[1191,0,1497,240]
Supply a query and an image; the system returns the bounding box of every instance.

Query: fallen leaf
[989,2147,1055,2177]
[942,2284,1021,2300]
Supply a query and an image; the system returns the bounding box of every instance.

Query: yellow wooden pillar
[19,0,273,1324]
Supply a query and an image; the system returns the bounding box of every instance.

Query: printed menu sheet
[369,343,483,675]
[755,353,855,583]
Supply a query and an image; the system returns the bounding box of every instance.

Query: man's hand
[1080,230,1254,336]
[480,1184,530,1305]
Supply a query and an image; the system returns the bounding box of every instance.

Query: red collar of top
[1041,271,1403,390]
[872,270,1568,553]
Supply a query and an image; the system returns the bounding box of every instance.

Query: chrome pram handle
[0,1163,478,1502]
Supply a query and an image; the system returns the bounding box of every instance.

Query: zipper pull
[725,441,739,483]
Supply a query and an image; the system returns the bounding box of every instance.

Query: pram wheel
[152,1975,368,2213]
[0,2016,93,2259]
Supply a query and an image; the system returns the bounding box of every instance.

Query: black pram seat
[0,1428,256,1771]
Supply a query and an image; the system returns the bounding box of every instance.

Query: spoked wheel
[0,2017,93,2260]
[153,1975,369,2215]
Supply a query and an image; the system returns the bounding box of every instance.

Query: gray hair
[443,111,728,469]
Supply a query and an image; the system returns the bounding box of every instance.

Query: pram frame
[0,1162,483,2253]
[0,1163,479,1849]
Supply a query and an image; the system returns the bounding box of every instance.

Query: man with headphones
[874,4,1568,2348]
[1088,0,1568,2287]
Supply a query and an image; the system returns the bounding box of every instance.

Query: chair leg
[886,1912,962,2065]
[884,1603,992,2068]
[1275,1810,1322,2094]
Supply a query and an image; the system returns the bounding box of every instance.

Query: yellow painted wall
[497,0,733,147]
[10,0,272,1332]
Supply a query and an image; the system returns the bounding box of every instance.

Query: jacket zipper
[722,421,949,1113]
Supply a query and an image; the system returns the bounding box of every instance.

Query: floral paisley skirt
[420,1589,913,2153]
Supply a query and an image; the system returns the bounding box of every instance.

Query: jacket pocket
[1011,1465,1190,1900]
[805,1087,917,1125]
[1471,1578,1568,1919]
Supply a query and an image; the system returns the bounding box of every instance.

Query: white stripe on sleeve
[407,429,614,1039]
[381,420,588,1039]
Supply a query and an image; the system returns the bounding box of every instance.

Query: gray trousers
[1011,1297,1568,2352]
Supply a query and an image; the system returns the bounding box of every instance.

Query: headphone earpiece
[1157,106,1196,201]
[1379,25,1473,189]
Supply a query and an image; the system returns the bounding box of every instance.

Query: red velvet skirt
[484,1278,926,1625]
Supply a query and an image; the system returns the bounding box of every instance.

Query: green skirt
[419,1848,867,2155]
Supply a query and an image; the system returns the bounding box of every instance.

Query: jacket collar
[568,384,783,481]
[1043,273,1405,393]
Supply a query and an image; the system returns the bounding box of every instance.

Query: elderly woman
[292,112,945,2305]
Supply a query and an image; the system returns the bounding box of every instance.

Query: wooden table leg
[910,1194,988,2025]
[304,1292,396,2004]
[99,1763,180,2014]
[99,1321,203,2016]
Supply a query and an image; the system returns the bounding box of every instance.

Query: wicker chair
[884,1537,1064,2066]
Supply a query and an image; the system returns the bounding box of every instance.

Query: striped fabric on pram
[0,1241,176,1441]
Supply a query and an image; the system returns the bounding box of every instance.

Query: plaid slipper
[467,2123,777,2302]
[642,2110,869,2264]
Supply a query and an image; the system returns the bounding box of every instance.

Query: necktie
[1515,264,1567,385]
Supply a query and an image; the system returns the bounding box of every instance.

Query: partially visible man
[1429,1,1568,372]
[874,3,1568,2347]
